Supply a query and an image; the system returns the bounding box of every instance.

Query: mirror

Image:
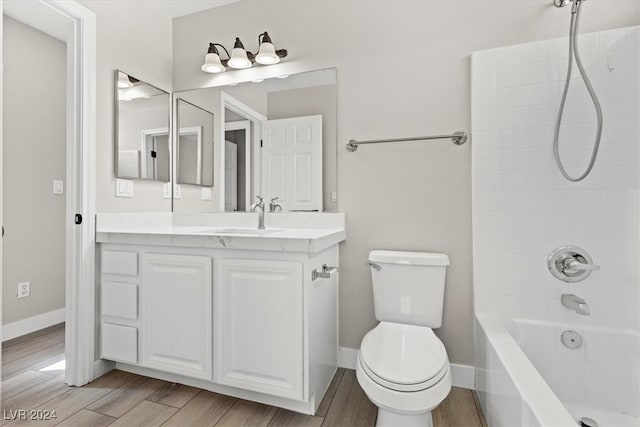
[173,68,337,213]
[114,70,170,181]
[176,99,214,186]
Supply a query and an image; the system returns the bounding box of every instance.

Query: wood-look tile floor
[1,324,486,426]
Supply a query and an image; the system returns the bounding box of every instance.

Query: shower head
[554,0,572,7]
[554,0,585,8]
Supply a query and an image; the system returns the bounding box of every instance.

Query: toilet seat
[359,322,449,392]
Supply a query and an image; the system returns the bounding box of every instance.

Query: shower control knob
[547,245,599,283]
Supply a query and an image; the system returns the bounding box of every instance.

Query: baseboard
[2,308,66,342]
[338,346,476,390]
[338,346,359,369]
[94,359,115,379]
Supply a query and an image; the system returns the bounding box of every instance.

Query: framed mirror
[175,98,215,186]
[172,68,337,213]
[114,70,170,181]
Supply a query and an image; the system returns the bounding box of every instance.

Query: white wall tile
[497,66,519,88]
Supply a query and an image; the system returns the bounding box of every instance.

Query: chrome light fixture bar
[201,32,288,74]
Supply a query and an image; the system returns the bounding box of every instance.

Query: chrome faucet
[269,197,282,213]
[561,294,590,316]
[250,196,266,229]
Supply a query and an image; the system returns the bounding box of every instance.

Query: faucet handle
[255,195,264,203]
[270,197,279,202]
[564,259,600,272]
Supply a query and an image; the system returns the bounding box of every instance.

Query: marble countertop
[96,213,346,253]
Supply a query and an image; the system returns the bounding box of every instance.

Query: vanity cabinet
[140,253,212,380]
[215,258,303,399]
[97,234,341,416]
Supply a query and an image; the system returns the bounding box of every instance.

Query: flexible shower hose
[553,0,603,182]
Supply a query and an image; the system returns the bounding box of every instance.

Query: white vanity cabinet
[140,253,212,380]
[215,258,303,399]
[96,217,343,416]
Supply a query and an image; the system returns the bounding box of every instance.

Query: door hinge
[260,139,263,148]
[151,150,157,158]
[75,214,83,225]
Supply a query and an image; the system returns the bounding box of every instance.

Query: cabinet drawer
[102,323,137,364]
[102,250,138,276]
[102,282,138,320]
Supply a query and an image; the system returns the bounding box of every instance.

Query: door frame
[1,0,97,386]
[220,92,266,209]
[225,120,251,210]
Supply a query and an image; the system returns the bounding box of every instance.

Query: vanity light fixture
[201,43,230,73]
[201,32,288,74]
[227,37,253,69]
[255,32,280,65]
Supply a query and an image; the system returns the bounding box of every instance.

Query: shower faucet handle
[548,245,599,283]
[564,258,600,272]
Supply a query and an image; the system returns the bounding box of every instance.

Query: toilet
[356,250,451,427]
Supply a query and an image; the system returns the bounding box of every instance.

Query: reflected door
[261,115,322,211]
[225,140,238,211]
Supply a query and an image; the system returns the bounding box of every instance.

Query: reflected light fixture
[201,32,288,74]
[117,71,135,88]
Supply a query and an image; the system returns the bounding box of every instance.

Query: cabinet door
[215,258,303,400]
[141,253,212,380]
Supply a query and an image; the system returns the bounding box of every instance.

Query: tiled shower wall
[471,26,640,335]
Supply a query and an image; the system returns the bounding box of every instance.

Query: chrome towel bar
[346,130,468,152]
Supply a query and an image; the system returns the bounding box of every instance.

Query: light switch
[53,180,64,195]
[331,191,338,202]
[163,182,171,199]
[116,178,134,198]
[201,187,212,201]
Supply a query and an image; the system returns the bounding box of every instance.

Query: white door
[262,115,322,211]
[215,258,303,400]
[141,253,212,380]
[225,140,238,211]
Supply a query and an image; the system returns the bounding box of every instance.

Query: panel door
[141,253,212,380]
[262,115,322,211]
[215,258,303,400]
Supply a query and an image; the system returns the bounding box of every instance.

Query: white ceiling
[3,0,240,42]
[79,0,240,21]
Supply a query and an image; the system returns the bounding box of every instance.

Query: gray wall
[173,1,640,365]
[79,0,174,212]
[267,85,337,212]
[2,17,66,325]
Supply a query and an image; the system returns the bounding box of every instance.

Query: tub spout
[561,294,590,316]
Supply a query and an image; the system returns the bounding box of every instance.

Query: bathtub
[475,315,640,427]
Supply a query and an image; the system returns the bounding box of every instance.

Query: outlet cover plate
[17,281,30,298]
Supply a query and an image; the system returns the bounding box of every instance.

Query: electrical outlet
[17,282,30,298]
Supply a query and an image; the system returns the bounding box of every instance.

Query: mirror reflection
[173,68,337,213]
[176,99,214,186]
[114,70,170,181]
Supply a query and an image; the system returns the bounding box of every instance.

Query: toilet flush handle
[368,262,381,271]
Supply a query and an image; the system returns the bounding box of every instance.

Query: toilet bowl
[356,322,451,426]
[356,250,451,426]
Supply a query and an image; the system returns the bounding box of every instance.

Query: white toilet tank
[369,250,450,328]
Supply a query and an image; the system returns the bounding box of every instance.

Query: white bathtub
[475,315,640,427]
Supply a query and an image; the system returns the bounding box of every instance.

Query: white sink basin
[198,228,283,235]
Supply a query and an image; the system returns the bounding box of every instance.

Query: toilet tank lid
[369,250,450,266]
